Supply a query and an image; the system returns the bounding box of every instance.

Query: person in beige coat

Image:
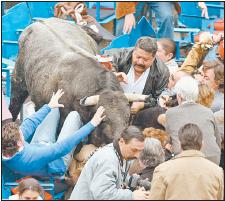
[148,123,224,200]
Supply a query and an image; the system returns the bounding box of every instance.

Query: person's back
[165,76,221,165]
[150,150,223,200]
[149,123,224,200]
[166,102,221,164]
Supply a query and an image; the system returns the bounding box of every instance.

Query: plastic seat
[87,2,116,34]
[86,2,116,23]
[26,2,57,20]
[101,16,156,54]
[2,164,65,200]
[3,2,32,39]
[179,2,224,31]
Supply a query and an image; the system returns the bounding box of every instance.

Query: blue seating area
[1,2,224,199]
[101,16,156,54]
[1,2,224,97]
[2,163,66,200]
[1,2,117,98]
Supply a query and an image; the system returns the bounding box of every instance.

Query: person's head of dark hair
[18,178,44,199]
[178,123,203,151]
[2,121,21,157]
[135,36,158,57]
[157,38,176,59]
[120,126,145,143]
[118,126,145,160]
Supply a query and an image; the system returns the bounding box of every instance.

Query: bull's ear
[124,93,149,102]
[80,95,99,106]
[81,26,103,44]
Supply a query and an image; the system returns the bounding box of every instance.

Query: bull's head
[80,91,149,146]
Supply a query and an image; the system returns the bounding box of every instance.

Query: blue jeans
[116,2,174,39]
[31,108,82,170]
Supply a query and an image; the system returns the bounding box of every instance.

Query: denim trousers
[116,2,174,39]
[30,108,82,170]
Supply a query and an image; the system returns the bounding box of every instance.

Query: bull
[9,18,147,147]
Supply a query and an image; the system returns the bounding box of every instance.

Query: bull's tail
[9,55,28,121]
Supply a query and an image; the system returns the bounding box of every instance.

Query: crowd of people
[2,1,224,200]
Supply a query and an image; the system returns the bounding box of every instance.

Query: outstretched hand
[48,89,65,109]
[90,106,106,127]
[198,2,209,19]
[123,13,136,34]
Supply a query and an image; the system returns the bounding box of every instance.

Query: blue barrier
[101,16,156,54]
[179,2,224,30]
[26,2,57,19]
[3,2,32,35]
[2,163,65,200]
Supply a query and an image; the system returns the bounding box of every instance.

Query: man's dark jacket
[104,47,170,108]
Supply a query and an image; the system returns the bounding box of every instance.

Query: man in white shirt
[104,37,170,114]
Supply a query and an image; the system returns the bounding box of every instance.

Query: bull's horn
[80,95,99,106]
[125,93,149,102]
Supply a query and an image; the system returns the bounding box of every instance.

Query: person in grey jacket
[104,36,170,114]
[69,126,150,200]
[166,76,221,165]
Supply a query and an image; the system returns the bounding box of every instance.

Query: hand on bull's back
[48,89,65,109]
[131,102,144,114]
[114,72,128,84]
[90,106,106,127]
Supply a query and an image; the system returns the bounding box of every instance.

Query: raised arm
[31,106,105,163]
[20,89,64,141]
[180,32,223,74]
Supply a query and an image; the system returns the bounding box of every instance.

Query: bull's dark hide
[132,107,166,130]
[9,18,130,147]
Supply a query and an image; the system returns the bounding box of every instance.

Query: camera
[128,174,151,191]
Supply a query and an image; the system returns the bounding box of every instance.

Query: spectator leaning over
[2,89,106,177]
[156,38,178,74]
[69,126,150,200]
[165,76,221,165]
[115,2,180,38]
[133,138,165,182]
[148,123,224,200]
[179,32,224,112]
[104,36,170,114]
[8,178,44,200]
[129,128,173,178]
